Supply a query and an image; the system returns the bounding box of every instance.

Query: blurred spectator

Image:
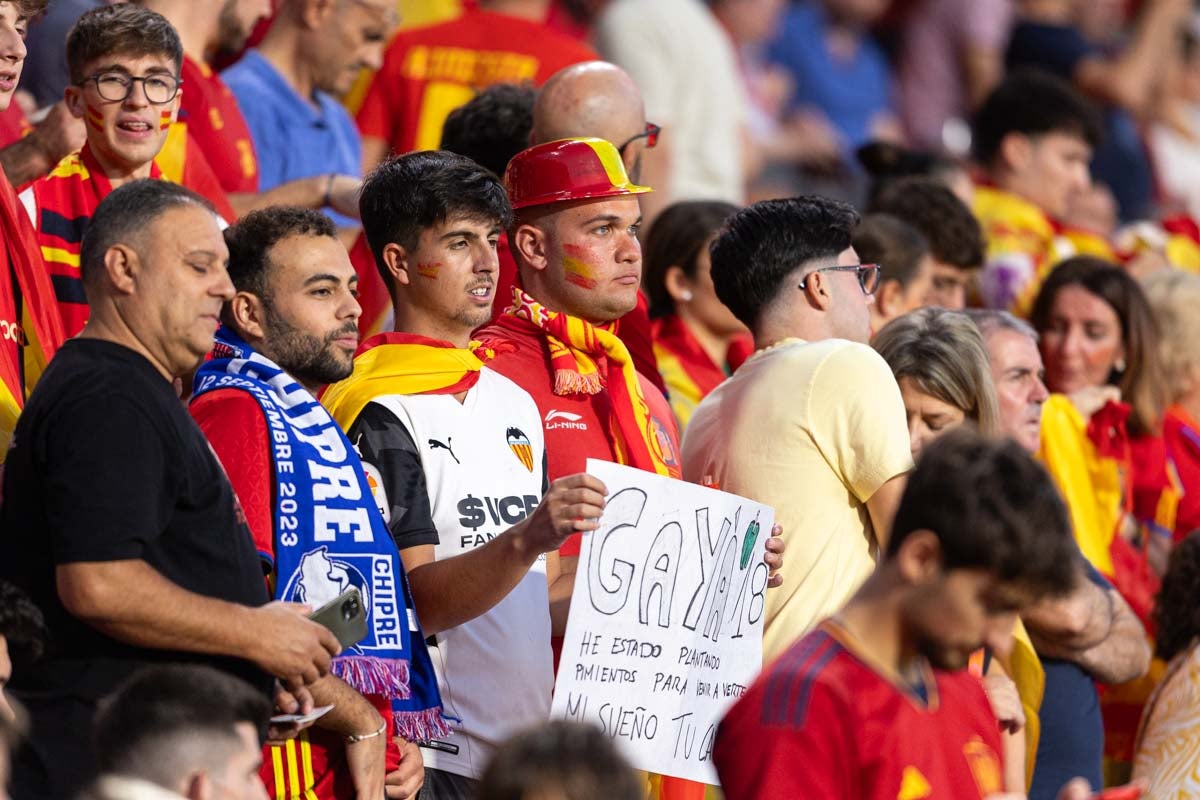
[1150,26,1200,222]
[222,0,396,227]
[441,83,536,180]
[527,60,668,391]
[594,0,746,215]
[0,0,65,462]
[22,0,104,109]
[18,4,184,337]
[357,0,596,167]
[873,307,1000,456]
[0,180,340,800]
[896,0,1013,152]
[478,721,642,800]
[766,0,900,162]
[0,582,45,723]
[141,0,272,203]
[971,70,1105,316]
[642,199,745,432]
[1006,0,1191,221]
[851,213,934,334]
[1132,531,1200,797]
[682,196,911,660]
[857,140,974,207]
[81,665,271,800]
[1143,269,1200,543]
[870,176,985,309]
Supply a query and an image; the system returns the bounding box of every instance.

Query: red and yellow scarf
[483,287,673,477]
[322,332,489,427]
[0,164,66,457]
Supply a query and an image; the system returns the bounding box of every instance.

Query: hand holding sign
[551,461,774,785]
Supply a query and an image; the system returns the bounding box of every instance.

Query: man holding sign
[323,151,607,798]
[714,430,1086,799]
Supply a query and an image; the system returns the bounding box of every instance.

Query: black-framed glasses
[617,122,661,157]
[798,263,881,295]
[80,72,182,105]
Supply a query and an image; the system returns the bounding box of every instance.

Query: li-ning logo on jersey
[544,409,588,431]
[506,427,534,472]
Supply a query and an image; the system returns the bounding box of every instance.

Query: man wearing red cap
[477,137,680,520]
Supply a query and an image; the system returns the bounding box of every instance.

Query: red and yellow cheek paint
[159,110,173,131]
[84,104,105,132]
[562,243,598,290]
[416,262,441,279]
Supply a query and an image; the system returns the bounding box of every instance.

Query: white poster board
[550,460,774,785]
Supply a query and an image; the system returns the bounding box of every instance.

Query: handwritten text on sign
[551,460,774,785]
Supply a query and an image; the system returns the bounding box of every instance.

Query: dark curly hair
[223,206,337,302]
[870,177,984,271]
[66,4,183,84]
[440,83,536,180]
[0,580,47,671]
[1153,531,1200,661]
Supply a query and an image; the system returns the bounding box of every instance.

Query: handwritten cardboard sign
[551,460,774,784]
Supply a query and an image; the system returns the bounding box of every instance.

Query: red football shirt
[191,388,402,800]
[714,621,1005,800]
[476,316,680,558]
[178,55,259,194]
[356,9,596,154]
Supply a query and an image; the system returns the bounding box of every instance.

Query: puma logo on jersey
[429,437,460,464]
[544,409,587,431]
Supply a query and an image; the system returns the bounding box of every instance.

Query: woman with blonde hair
[873,307,1001,457]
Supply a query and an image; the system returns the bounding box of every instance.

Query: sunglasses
[617,122,661,158]
[798,264,882,295]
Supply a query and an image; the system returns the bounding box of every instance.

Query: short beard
[261,304,355,388]
[216,0,252,55]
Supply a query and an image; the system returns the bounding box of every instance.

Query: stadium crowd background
[4,0,1200,799]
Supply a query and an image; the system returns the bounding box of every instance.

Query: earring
[1114,358,1126,373]
[680,290,694,302]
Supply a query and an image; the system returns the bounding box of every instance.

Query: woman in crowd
[643,200,746,433]
[873,306,1026,793]
[1031,256,1170,776]
[1030,256,1170,607]
[873,307,1001,457]
[1133,531,1200,798]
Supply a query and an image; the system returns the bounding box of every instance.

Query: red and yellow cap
[504,137,652,210]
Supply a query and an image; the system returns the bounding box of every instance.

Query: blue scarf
[194,327,450,741]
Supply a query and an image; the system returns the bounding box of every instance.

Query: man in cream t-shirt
[682,196,913,661]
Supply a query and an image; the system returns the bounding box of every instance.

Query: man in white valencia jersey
[323,151,606,800]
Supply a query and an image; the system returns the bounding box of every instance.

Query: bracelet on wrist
[346,719,386,744]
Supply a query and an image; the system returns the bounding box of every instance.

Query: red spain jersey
[714,621,1004,800]
[0,101,30,149]
[356,9,596,155]
[174,55,259,195]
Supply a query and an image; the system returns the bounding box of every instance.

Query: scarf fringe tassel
[393,707,454,743]
[332,655,411,699]
[554,368,603,396]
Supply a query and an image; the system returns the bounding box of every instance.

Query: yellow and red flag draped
[0,166,66,458]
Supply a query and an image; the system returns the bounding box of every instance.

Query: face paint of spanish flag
[562,243,598,289]
[84,105,105,132]
[416,262,441,279]
[159,109,173,131]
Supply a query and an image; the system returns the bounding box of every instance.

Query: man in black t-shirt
[0,181,341,800]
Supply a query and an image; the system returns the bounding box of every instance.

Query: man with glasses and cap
[18,4,189,336]
[681,195,913,662]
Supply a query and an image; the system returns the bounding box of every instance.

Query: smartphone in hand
[309,587,368,650]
